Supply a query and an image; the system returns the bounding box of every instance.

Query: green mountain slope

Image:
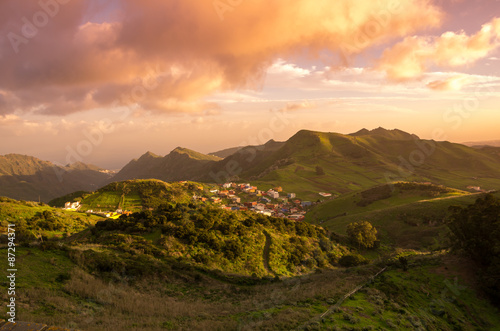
[0,154,113,202]
[49,179,211,212]
[3,129,500,203]
[306,187,500,249]
[0,196,102,241]
[1,242,499,329]
[209,139,286,159]
[222,128,500,199]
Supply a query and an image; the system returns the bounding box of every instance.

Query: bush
[339,254,369,267]
[346,221,378,249]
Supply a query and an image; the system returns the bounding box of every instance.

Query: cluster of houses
[63,201,81,211]
[63,200,132,219]
[193,182,329,220]
[63,181,335,220]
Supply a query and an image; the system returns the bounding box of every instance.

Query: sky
[0,0,499,169]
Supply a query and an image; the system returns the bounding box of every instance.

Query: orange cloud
[277,101,316,113]
[378,17,500,82]
[0,0,443,115]
[426,75,471,91]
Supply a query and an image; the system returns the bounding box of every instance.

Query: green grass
[0,197,101,224]
[244,129,500,200]
[0,247,74,290]
[319,261,500,330]
[80,191,122,211]
[306,183,469,223]
[52,179,209,213]
[307,191,489,250]
[121,192,142,211]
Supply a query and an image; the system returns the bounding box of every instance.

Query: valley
[1,128,500,330]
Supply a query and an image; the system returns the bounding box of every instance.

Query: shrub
[339,254,369,267]
[346,221,378,249]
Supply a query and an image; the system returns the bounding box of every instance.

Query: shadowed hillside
[0,154,113,202]
[111,148,222,183]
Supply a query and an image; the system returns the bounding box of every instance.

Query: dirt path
[262,231,274,275]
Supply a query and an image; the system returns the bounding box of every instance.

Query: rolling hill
[0,154,113,202]
[219,128,500,199]
[2,193,500,330]
[3,128,500,204]
[209,139,286,159]
[49,179,213,212]
[305,183,500,249]
[111,128,500,201]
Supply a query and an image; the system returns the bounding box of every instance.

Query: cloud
[378,17,500,82]
[277,100,316,113]
[0,0,443,116]
[426,75,472,91]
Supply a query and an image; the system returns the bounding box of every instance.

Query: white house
[267,190,279,199]
[64,201,80,210]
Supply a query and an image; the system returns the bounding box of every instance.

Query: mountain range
[464,139,500,147]
[0,154,113,202]
[2,128,500,202]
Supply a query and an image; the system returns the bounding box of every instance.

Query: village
[63,181,336,220]
[193,182,335,221]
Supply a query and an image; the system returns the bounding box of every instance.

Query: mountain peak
[350,127,415,140]
[170,147,222,161]
[265,139,276,145]
[351,128,371,136]
[171,147,189,153]
[138,151,160,160]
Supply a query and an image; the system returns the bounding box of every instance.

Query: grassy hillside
[2,191,500,329]
[0,197,102,241]
[306,186,500,250]
[303,253,500,330]
[1,246,499,330]
[218,129,500,199]
[49,179,215,212]
[76,203,347,277]
[3,129,500,203]
[306,182,469,221]
[91,129,500,201]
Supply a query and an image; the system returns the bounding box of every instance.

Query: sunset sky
[1,0,499,169]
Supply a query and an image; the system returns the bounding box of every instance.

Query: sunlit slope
[229,129,500,199]
[49,179,211,212]
[306,185,499,249]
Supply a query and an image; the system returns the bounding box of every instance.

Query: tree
[346,221,378,249]
[315,165,325,176]
[447,194,500,304]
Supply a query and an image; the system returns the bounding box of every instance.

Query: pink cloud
[0,0,443,115]
[378,17,500,82]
